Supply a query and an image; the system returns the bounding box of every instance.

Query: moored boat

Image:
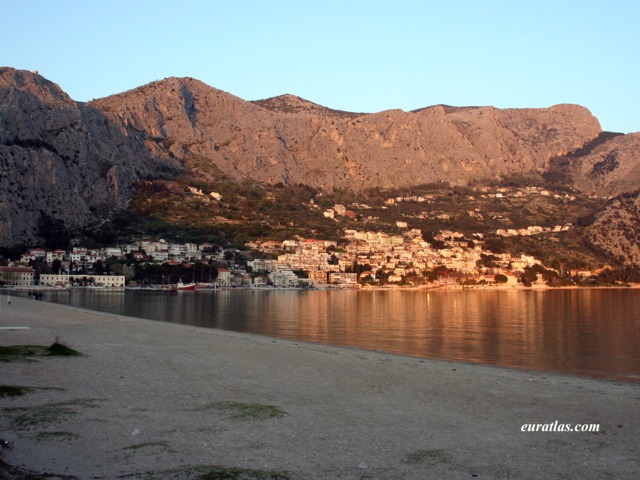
[174,280,196,291]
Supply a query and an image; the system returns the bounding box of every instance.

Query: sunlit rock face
[4,67,639,250]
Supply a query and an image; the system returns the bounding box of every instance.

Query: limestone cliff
[91,77,603,190]
[586,192,640,268]
[0,68,179,247]
[570,133,640,197]
[2,68,639,251]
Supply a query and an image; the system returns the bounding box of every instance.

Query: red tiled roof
[0,266,35,273]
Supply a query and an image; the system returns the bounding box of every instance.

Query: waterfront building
[328,272,358,285]
[269,270,300,288]
[0,266,35,286]
[39,274,125,288]
[216,268,232,287]
[307,271,328,284]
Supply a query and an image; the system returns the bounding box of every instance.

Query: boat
[174,279,196,291]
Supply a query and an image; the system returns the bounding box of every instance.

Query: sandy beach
[1,296,639,479]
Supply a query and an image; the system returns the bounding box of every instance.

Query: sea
[33,287,640,382]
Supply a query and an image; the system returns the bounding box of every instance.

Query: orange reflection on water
[45,288,640,381]
[239,289,640,381]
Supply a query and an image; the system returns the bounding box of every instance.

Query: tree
[495,274,508,284]
[428,266,449,282]
[224,250,235,265]
[479,253,500,268]
[93,260,105,275]
[106,256,120,274]
[29,259,51,275]
[37,214,71,250]
[484,237,507,254]
[52,259,62,275]
[522,269,538,286]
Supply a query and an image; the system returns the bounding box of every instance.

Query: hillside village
[3,67,640,291]
[0,181,626,290]
[1,216,610,289]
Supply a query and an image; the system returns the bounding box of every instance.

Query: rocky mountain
[1,67,639,259]
[561,134,640,267]
[252,94,361,119]
[586,191,640,267]
[0,68,180,248]
[569,132,640,197]
[90,77,603,190]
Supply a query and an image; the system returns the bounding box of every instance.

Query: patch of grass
[194,465,291,480]
[35,431,79,443]
[196,401,287,421]
[0,339,82,362]
[123,441,171,452]
[0,385,64,398]
[403,448,454,466]
[4,398,104,429]
[120,465,292,480]
[0,459,78,480]
[0,345,46,362]
[0,385,35,398]
[47,337,82,357]
[121,441,173,460]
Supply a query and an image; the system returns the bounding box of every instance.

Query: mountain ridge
[2,67,639,265]
[89,75,604,190]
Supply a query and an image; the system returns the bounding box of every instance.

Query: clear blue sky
[3,0,639,133]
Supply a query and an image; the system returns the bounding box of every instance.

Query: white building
[269,269,300,288]
[150,250,169,262]
[216,268,232,287]
[169,244,186,256]
[69,247,92,263]
[39,274,125,288]
[328,272,358,285]
[247,259,279,272]
[104,247,123,258]
[333,204,347,216]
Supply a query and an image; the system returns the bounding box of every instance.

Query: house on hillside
[307,271,328,284]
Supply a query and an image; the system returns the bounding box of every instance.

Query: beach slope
[1,296,638,479]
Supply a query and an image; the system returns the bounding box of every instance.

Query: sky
[2,0,639,133]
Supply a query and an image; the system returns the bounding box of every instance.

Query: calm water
[39,288,640,382]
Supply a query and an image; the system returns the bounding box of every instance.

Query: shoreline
[5,281,640,292]
[7,286,640,384]
[1,297,639,479]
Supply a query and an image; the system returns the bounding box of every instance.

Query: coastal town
[0,216,609,290]
[0,179,620,291]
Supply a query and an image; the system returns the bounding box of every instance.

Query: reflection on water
[42,288,640,382]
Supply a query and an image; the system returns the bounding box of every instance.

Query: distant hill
[1,67,639,266]
[251,94,361,119]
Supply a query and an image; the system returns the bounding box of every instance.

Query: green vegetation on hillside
[57,174,635,276]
